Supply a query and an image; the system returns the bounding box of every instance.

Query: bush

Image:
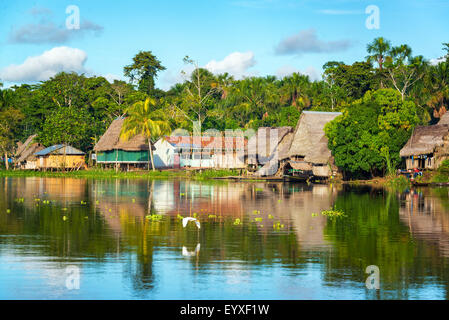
[438,159,449,175]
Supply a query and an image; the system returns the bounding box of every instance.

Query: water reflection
[0,177,448,299]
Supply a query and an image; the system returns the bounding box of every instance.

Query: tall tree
[120,97,171,171]
[366,37,392,71]
[0,108,24,169]
[366,37,392,88]
[124,51,166,95]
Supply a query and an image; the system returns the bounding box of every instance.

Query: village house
[153,135,247,169]
[279,111,342,179]
[399,113,449,170]
[34,145,86,170]
[93,117,155,170]
[14,134,45,170]
[247,126,293,174]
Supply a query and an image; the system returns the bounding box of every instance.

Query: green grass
[0,168,240,181]
[385,175,411,189]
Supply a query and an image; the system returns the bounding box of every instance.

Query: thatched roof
[438,112,449,125]
[16,143,44,163]
[15,134,37,157]
[277,132,294,160]
[247,126,292,164]
[400,124,449,157]
[289,161,312,171]
[94,118,153,152]
[288,111,341,164]
[14,134,45,163]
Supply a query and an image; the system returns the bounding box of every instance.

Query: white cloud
[0,47,88,82]
[275,29,352,55]
[102,73,123,83]
[276,65,321,81]
[204,51,256,78]
[430,57,446,65]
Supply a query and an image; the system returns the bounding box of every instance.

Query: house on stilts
[93,117,156,170]
[279,111,341,179]
[399,113,449,170]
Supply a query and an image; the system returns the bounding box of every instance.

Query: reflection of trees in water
[323,186,449,299]
[4,177,449,298]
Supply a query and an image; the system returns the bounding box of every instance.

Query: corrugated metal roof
[35,145,85,156]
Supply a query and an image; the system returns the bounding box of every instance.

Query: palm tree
[367,37,392,88]
[366,37,392,70]
[120,97,171,171]
[280,73,311,110]
[426,61,449,118]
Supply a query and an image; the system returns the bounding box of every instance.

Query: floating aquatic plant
[273,222,285,230]
[146,214,163,222]
[321,207,346,219]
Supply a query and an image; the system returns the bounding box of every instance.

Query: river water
[0,177,448,299]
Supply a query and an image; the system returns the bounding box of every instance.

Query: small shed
[14,134,45,169]
[35,145,86,170]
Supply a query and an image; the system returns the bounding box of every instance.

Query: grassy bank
[0,168,241,181]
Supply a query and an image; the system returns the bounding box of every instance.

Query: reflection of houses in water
[243,183,337,249]
[89,179,149,234]
[88,179,337,250]
[7,177,87,203]
[399,189,449,257]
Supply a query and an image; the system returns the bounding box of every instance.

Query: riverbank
[0,168,242,181]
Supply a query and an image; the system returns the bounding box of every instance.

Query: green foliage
[325,89,419,178]
[124,51,166,94]
[40,106,94,151]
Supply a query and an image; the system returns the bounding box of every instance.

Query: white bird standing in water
[182,217,201,229]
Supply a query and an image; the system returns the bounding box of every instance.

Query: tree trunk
[148,141,155,171]
[4,153,9,170]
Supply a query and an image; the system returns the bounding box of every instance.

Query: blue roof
[35,145,85,156]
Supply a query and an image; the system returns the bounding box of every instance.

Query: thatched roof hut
[94,118,154,152]
[288,111,341,164]
[247,126,292,165]
[14,134,45,165]
[399,125,449,158]
[438,112,449,125]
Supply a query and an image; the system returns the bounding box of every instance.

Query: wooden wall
[37,155,85,169]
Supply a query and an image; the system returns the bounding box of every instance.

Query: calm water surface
[0,177,448,299]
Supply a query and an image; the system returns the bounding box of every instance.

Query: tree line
[0,37,448,177]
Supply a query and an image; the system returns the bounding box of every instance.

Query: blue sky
[0,0,448,90]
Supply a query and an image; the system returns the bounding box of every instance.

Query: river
[0,177,448,299]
